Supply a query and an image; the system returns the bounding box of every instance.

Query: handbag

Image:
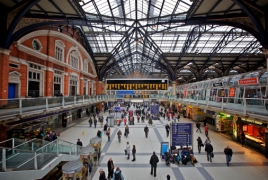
[211,152,214,158]
[201,143,204,147]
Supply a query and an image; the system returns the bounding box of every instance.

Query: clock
[32,40,40,50]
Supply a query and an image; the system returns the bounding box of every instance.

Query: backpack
[115,171,121,180]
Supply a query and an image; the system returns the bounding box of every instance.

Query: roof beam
[48,0,66,18]
[206,0,222,17]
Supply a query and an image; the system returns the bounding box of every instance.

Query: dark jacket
[99,172,106,180]
[150,154,159,166]
[205,144,213,153]
[132,148,136,155]
[197,138,202,145]
[144,126,149,132]
[77,141,83,146]
[107,160,114,171]
[196,122,200,128]
[224,148,233,157]
[104,124,108,131]
[165,125,170,131]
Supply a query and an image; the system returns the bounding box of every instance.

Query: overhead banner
[171,123,193,146]
[238,77,258,85]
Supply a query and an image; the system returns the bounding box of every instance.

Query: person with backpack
[88,117,93,127]
[196,122,201,133]
[205,142,213,162]
[150,151,159,177]
[144,125,149,138]
[224,145,233,167]
[113,167,124,180]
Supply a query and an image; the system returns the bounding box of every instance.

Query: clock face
[32,40,40,50]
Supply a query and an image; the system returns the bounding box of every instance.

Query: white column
[171,81,176,96]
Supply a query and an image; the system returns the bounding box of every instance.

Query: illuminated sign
[229,87,236,97]
[213,83,222,87]
[238,77,258,85]
[241,118,262,125]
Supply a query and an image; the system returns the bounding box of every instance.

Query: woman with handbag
[197,136,203,153]
[107,158,114,180]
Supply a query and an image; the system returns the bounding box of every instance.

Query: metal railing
[0,138,81,171]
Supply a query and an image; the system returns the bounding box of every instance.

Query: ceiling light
[183,65,190,69]
[208,65,215,69]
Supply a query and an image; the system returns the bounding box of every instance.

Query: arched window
[70,51,79,69]
[55,40,65,61]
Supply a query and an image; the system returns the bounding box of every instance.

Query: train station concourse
[0,0,268,180]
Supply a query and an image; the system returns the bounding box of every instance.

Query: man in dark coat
[150,151,159,177]
[144,125,149,138]
[196,122,201,133]
[99,168,106,180]
[205,143,213,162]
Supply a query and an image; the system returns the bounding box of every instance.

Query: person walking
[94,117,97,128]
[113,167,124,180]
[144,125,149,138]
[205,142,213,162]
[204,136,211,146]
[132,145,136,161]
[123,116,127,125]
[117,130,122,143]
[88,117,93,127]
[99,116,103,128]
[224,145,233,167]
[204,125,209,136]
[196,122,201,133]
[124,125,129,138]
[106,128,111,142]
[77,139,83,147]
[99,168,106,180]
[125,142,130,160]
[107,158,114,180]
[241,132,246,147]
[197,136,203,153]
[104,123,108,132]
[203,118,207,126]
[165,124,170,137]
[150,151,159,177]
[177,114,180,121]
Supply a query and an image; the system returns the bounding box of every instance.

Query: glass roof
[78,0,264,78]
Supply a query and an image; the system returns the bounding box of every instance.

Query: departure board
[106,80,168,90]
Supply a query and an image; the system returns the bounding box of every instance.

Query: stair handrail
[13,138,37,149]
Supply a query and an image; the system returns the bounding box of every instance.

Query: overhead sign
[151,104,159,115]
[113,107,121,111]
[117,99,122,102]
[213,83,222,87]
[238,77,258,85]
[151,99,157,102]
[171,123,192,146]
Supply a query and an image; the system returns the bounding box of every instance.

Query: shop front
[236,118,267,154]
[215,112,233,136]
[186,105,205,121]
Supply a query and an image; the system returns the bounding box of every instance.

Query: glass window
[55,46,63,61]
[84,62,88,73]
[71,55,79,69]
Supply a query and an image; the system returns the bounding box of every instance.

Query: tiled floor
[58,106,268,180]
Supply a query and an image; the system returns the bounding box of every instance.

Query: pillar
[171,81,176,96]
[44,70,54,96]
[0,48,10,101]
[262,47,268,83]
[96,81,103,110]
[80,78,84,96]
[64,72,69,96]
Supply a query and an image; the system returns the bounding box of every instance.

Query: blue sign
[150,105,159,115]
[114,107,121,112]
[171,123,192,146]
[160,142,169,159]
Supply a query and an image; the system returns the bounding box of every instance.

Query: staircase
[0,138,80,180]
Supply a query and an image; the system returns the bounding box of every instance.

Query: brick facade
[2,29,98,99]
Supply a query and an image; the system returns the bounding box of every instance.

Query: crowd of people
[75,103,235,180]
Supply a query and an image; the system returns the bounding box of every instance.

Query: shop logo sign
[238,78,258,85]
[213,83,222,87]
